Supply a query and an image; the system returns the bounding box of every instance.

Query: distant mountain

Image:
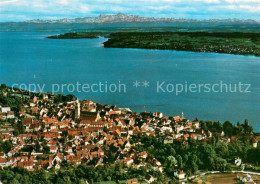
[25,13,259,24]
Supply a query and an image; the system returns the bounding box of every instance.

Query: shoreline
[1,85,260,133]
[47,31,260,57]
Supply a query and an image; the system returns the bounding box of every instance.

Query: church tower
[75,99,80,119]
[95,111,101,122]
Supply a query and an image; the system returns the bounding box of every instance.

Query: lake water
[0,32,260,131]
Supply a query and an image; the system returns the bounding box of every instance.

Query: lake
[0,32,259,131]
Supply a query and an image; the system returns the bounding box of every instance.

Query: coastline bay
[0,31,260,131]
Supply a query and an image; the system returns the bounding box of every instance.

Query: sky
[0,0,259,22]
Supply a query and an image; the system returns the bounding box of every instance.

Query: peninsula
[47,32,110,39]
[47,31,260,56]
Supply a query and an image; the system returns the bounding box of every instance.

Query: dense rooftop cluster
[0,85,259,183]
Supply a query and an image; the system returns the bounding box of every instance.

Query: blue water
[0,32,260,131]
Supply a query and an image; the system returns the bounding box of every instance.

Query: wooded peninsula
[47,32,260,56]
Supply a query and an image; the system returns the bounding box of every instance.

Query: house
[0,153,6,158]
[190,133,205,140]
[6,111,15,119]
[235,157,242,166]
[154,112,163,118]
[146,175,154,184]
[221,131,225,137]
[1,107,11,113]
[123,158,134,167]
[42,132,60,140]
[22,118,33,129]
[240,174,255,184]
[66,155,81,165]
[109,106,121,115]
[31,107,38,114]
[40,108,48,116]
[23,161,34,170]
[29,121,41,132]
[52,153,63,165]
[139,151,148,159]
[50,146,58,153]
[31,150,43,156]
[65,146,73,154]
[174,171,185,180]
[252,137,258,148]
[43,94,48,100]
[47,140,58,147]
[127,178,139,184]
[173,116,184,122]
[160,127,172,134]
[32,96,38,104]
[19,111,25,117]
[2,92,7,97]
[82,100,96,112]
[208,130,212,138]
[175,125,184,133]
[114,129,121,137]
[192,121,200,129]
[0,113,6,120]
[0,158,13,168]
[151,159,163,172]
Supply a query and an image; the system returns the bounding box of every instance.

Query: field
[193,172,260,184]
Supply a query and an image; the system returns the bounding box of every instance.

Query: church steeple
[95,111,101,122]
[75,99,80,119]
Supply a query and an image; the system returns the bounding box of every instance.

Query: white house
[174,171,185,180]
[0,158,13,168]
[43,94,48,100]
[6,111,15,119]
[154,112,163,118]
[1,107,11,113]
[146,175,154,183]
[123,158,133,166]
[50,146,58,153]
[252,138,258,148]
[235,157,242,166]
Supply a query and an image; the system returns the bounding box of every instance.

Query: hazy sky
[0,0,259,22]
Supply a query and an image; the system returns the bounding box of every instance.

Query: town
[0,84,259,184]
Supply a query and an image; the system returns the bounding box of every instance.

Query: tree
[200,120,208,131]
[247,148,260,164]
[166,156,177,167]
[243,119,253,134]
[223,121,233,136]
[190,160,198,173]
[54,94,64,103]
[0,140,13,153]
[176,155,183,169]
[233,125,244,135]
[42,144,50,154]
[79,178,86,184]
[212,156,227,171]
[10,178,19,184]
[35,140,41,152]
[0,84,7,89]
[199,144,216,170]
[213,121,223,132]
[215,141,229,158]
[103,126,109,133]
[68,135,73,140]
